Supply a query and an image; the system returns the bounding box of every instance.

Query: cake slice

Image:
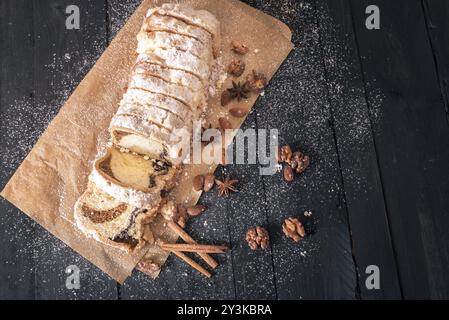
[110,114,186,160]
[115,88,199,154]
[74,182,158,253]
[75,148,179,253]
[90,147,178,208]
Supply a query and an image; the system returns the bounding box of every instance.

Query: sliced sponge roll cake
[75,147,178,253]
[74,182,159,253]
[110,114,188,161]
[110,117,174,160]
[90,147,178,209]
[110,4,219,163]
[140,5,218,83]
[75,5,220,252]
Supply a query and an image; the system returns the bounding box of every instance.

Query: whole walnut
[290,152,310,174]
[282,217,306,242]
[246,226,270,250]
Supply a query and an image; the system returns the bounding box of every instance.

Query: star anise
[229,81,250,101]
[221,81,251,106]
[215,176,239,197]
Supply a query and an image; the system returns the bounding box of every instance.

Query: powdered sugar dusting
[0,7,113,297]
[109,1,143,40]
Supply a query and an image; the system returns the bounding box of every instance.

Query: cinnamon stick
[168,221,219,269]
[171,251,212,278]
[161,242,228,254]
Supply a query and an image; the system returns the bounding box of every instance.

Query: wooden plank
[0,0,37,300]
[245,0,358,299]
[350,0,449,299]
[31,0,117,299]
[316,0,402,299]
[217,114,277,300]
[422,0,449,124]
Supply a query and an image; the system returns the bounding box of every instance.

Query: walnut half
[282,217,306,242]
[246,226,270,250]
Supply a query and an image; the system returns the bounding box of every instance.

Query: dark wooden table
[1,0,449,300]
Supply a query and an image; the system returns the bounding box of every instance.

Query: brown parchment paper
[1,0,293,283]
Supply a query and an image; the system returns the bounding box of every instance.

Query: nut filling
[109,208,144,248]
[82,203,128,224]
